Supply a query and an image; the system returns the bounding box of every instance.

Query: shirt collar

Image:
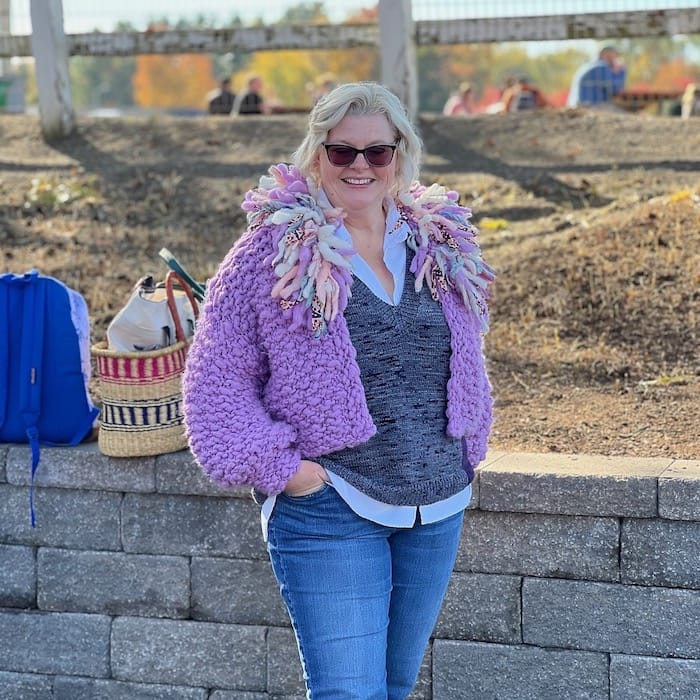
[330,195,410,248]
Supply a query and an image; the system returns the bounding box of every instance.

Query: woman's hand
[283,459,329,497]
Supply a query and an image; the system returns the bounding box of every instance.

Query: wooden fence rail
[1,2,698,140]
[1,8,699,58]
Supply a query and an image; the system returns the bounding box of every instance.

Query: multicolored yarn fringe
[399,182,496,333]
[243,163,495,336]
[243,163,354,336]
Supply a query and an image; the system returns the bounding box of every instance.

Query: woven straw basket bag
[92,271,198,457]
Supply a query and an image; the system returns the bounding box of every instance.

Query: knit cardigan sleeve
[444,294,493,466]
[182,229,300,494]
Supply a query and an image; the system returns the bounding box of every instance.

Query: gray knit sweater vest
[317,263,470,506]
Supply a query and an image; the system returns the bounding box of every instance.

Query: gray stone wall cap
[660,459,700,481]
[480,451,671,477]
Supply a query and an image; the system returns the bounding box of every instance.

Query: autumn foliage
[133,54,215,110]
[232,6,379,108]
[120,12,700,114]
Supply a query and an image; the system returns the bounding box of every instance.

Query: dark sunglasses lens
[327,146,358,166]
[364,146,394,166]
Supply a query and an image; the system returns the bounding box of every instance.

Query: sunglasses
[323,143,398,168]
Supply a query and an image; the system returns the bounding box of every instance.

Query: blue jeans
[267,484,465,700]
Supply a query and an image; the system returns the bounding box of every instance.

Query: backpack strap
[18,271,44,526]
[0,276,9,430]
[18,273,99,526]
[42,409,99,448]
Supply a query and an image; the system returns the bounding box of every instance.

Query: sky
[8,0,700,35]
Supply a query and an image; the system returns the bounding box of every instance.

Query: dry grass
[1,111,698,459]
[489,190,700,380]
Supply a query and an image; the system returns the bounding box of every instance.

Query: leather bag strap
[165,270,199,343]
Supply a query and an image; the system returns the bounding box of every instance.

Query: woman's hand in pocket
[283,459,330,497]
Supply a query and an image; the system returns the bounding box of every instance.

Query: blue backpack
[0,271,99,525]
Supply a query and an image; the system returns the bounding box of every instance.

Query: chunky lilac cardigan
[183,164,495,495]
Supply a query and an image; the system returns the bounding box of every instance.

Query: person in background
[442,81,475,116]
[183,81,495,699]
[207,77,235,115]
[681,83,700,119]
[501,75,549,112]
[235,74,268,115]
[483,74,516,113]
[567,45,626,108]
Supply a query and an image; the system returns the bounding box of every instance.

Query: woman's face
[316,113,397,214]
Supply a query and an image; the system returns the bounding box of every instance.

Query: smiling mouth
[342,177,373,185]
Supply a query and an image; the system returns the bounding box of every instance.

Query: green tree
[215,13,255,80]
[68,21,138,110]
[280,2,327,24]
[70,56,136,109]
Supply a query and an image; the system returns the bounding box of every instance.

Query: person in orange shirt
[501,76,549,112]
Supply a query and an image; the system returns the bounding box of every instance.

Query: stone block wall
[1,444,698,699]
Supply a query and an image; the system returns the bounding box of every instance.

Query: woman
[442,81,475,116]
[183,81,495,699]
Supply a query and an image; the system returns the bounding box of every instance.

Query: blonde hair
[292,81,422,193]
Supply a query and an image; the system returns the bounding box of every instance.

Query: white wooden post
[0,0,10,77]
[30,0,74,140]
[378,0,417,119]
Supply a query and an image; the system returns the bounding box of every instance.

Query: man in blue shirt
[567,46,626,108]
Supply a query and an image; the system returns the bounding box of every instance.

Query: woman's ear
[310,150,322,183]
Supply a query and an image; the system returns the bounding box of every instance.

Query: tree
[132,52,214,110]
[231,3,379,109]
[66,22,138,110]
[649,57,698,92]
[70,56,136,109]
[210,15,247,84]
[280,2,327,24]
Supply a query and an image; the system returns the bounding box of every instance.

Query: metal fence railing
[5,1,700,34]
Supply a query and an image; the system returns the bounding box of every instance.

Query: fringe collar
[242,163,495,336]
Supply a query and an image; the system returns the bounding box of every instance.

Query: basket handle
[165,270,199,343]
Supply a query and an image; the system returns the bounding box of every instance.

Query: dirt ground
[1,109,698,460]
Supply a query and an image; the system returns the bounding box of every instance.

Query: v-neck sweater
[317,259,469,505]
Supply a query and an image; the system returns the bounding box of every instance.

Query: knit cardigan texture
[183,163,495,496]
